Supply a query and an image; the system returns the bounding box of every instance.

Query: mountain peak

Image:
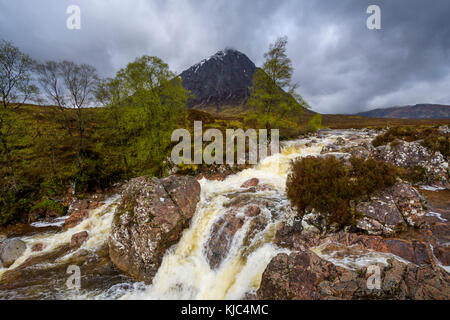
[180,49,256,109]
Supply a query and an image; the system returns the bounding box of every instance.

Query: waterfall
[2,130,371,299]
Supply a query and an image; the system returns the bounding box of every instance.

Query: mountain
[179,48,256,109]
[355,104,450,119]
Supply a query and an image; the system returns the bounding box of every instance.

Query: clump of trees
[36,60,99,191]
[0,36,313,226]
[0,40,41,225]
[246,36,309,133]
[286,156,398,228]
[0,39,190,226]
[96,55,189,177]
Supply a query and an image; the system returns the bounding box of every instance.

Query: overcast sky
[1,0,449,114]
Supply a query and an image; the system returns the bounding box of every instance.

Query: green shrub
[308,114,322,132]
[286,156,398,228]
[31,198,67,216]
[397,165,427,184]
[0,190,31,226]
[422,134,450,158]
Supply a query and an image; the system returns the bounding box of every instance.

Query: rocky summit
[179,48,257,109]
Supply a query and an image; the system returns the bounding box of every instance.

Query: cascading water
[0,130,378,299]
[118,136,331,300]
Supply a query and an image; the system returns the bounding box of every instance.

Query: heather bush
[286,156,398,227]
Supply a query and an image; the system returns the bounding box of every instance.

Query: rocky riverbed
[0,128,448,299]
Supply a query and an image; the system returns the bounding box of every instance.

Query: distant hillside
[355,104,450,119]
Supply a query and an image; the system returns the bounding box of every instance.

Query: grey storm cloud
[0,0,449,114]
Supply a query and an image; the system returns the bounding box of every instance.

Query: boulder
[63,209,90,230]
[386,181,426,226]
[70,231,89,248]
[356,181,426,234]
[375,140,448,183]
[205,203,265,269]
[321,144,341,154]
[356,195,407,236]
[343,144,374,159]
[0,238,27,268]
[62,198,102,230]
[31,243,43,252]
[109,175,201,284]
[335,137,346,146]
[257,248,449,300]
[241,178,259,188]
[28,209,61,224]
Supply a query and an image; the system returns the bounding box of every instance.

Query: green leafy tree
[247,36,308,131]
[97,55,189,176]
[308,113,322,132]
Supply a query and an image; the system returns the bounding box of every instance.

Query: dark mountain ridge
[355,104,450,119]
[179,48,256,109]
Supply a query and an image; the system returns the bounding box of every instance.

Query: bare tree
[0,40,39,109]
[0,40,39,191]
[36,60,98,172]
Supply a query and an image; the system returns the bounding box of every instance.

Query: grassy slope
[1,104,448,226]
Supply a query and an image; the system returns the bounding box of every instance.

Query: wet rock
[273,221,308,250]
[194,164,250,181]
[31,243,43,252]
[242,291,258,300]
[0,238,27,268]
[63,210,90,230]
[257,247,449,300]
[255,184,273,192]
[245,204,261,217]
[386,181,426,227]
[241,178,259,188]
[343,144,374,159]
[257,251,325,300]
[70,231,89,248]
[321,144,341,154]
[320,233,432,266]
[355,181,426,234]
[28,209,61,224]
[375,140,448,183]
[109,175,201,284]
[433,246,450,266]
[301,209,326,234]
[335,137,346,146]
[63,198,102,230]
[205,212,246,269]
[0,223,60,238]
[356,196,407,236]
[205,203,265,269]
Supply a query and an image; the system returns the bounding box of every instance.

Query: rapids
[0,129,378,299]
